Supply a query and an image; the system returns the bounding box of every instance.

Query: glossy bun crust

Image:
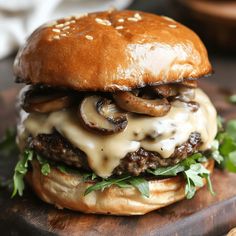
[26,159,214,215]
[14,10,212,91]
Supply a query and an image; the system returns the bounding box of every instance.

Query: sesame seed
[70,20,76,24]
[127,17,139,22]
[134,13,142,20]
[61,33,67,37]
[64,21,71,26]
[52,29,60,33]
[56,24,64,28]
[118,18,125,23]
[162,16,175,22]
[95,18,112,26]
[62,26,70,31]
[169,24,177,28]
[116,26,124,30]
[85,35,93,40]
[53,35,60,40]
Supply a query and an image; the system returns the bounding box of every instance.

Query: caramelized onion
[113,92,171,117]
[79,96,128,134]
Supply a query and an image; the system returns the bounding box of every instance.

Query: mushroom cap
[26,159,214,215]
[79,95,128,134]
[21,86,74,113]
[14,10,212,92]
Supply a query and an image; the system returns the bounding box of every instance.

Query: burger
[13,10,218,215]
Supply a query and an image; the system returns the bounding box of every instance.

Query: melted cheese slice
[17,88,217,178]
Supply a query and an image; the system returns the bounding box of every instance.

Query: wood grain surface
[0,81,236,236]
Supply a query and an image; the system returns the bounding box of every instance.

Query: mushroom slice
[151,80,197,98]
[22,86,75,113]
[151,84,178,98]
[79,96,128,134]
[176,87,196,102]
[113,92,171,117]
[182,80,197,88]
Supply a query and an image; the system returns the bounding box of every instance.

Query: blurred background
[0,0,235,91]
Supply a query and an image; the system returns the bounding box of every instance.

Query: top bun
[14,10,212,91]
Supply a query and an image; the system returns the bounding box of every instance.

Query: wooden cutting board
[0,81,236,236]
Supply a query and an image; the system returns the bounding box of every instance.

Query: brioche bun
[26,159,214,215]
[14,10,212,92]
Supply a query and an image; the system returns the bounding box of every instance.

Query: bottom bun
[26,159,214,215]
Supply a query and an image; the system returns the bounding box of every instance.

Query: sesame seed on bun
[14,10,212,92]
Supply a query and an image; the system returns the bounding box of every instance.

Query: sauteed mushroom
[22,86,75,113]
[151,84,178,98]
[151,80,197,98]
[113,92,171,117]
[182,80,197,88]
[176,87,196,102]
[79,96,128,134]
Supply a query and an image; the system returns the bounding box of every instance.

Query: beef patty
[28,132,89,169]
[28,131,202,176]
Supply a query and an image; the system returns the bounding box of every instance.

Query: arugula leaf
[84,175,150,198]
[148,153,213,200]
[115,181,131,188]
[12,149,33,197]
[185,165,204,188]
[184,163,213,199]
[84,176,131,196]
[182,153,201,166]
[147,164,185,176]
[82,172,98,181]
[216,119,236,172]
[229,94,236,104]
[36,155,51,176]
[185,175,196,199]
[41,163,51,176]
[147,153,202,177]
[229,151,236,166]
[83,152,212,199]
[226,120,236,141]
[128,177,149,198]
[197,156,208,163]
[225,151,236,172]
[190,153,204,160]
[57,163,83,175]
[219,134,236,156]
[84,180,112,194]
[217,116,224,131]
[211,140,224,164]
[204,174,215,196]
[57,165,68,174]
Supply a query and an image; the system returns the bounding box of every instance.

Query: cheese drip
[18,88,217,178]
